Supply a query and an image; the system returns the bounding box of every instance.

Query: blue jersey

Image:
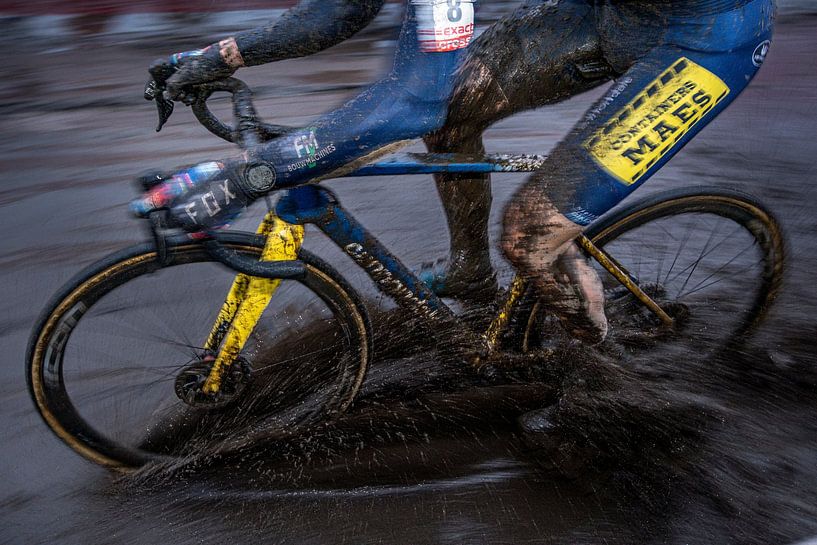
[256,0,477,190]
[146,0,775,231]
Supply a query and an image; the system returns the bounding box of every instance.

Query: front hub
[174,355,252,409]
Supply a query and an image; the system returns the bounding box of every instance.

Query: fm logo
[293,130,319,159]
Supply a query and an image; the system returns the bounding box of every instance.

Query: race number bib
[413,0,475,53]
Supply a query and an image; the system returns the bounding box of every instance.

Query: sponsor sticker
[288,129,336,172]
[579,76,633,129]
[752,40,770,67]
[584,57,730,186]
[413,0,475,53]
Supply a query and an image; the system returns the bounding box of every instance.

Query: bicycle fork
[200,212,304,394]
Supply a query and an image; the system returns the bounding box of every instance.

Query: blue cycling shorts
[258,0,774,227]
[559,0,775,224]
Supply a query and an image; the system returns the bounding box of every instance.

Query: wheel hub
[174,355,252,409]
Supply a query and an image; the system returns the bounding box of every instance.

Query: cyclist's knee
[433,55,511,145]
[502,189,540,271]
[501,210,527,272]
[502,188,545,272]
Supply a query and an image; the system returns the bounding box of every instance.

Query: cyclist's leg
[421,0,615,300]
[502,0,776,343]
[421,131,497,299]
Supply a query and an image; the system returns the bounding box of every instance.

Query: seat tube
[202,212,304,394]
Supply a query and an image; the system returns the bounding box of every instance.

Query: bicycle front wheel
[520,187,785,352]
[27,232,371,470]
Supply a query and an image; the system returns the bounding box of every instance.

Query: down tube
[277,187,455,323]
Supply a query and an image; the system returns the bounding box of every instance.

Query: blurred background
[1,1,816,544]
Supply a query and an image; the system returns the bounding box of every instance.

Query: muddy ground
[1,7,817,545]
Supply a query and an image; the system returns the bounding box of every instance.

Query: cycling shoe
[417,257,498,304]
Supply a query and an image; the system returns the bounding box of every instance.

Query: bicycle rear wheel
[27,232,371,470]
[519,187,785,351]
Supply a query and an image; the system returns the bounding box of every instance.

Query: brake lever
[144,79,175,132]
[147,210,173,266]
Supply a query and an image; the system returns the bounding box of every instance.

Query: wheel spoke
[30,243,368,467]
[665,222,744,288]
[662,217,696,286]
[575,192,782,357]
[679,240,758,299]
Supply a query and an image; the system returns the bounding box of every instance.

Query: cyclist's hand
[148,37,245,100]
[130,158,277,233]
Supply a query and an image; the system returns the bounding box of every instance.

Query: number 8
[447,0,462,22]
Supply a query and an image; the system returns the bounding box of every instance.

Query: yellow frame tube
[202,213,305,394]
[484,275,527,350]
[577,234,674,326]
[482,235,673,354]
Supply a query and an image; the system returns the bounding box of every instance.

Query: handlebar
[202,238,306,279]
[144,79,306,277]
[147,211,306,279]
[188,78,293,148]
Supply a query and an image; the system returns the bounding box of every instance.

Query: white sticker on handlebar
[413,0,475,53]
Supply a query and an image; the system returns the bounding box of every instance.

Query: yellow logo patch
[584,57,730,186]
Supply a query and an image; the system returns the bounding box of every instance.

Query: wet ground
[2,7,817,545]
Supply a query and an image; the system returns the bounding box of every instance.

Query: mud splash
[116,300,817,545]
[3,10,817,545]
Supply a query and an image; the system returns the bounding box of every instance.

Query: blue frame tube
[275,185,457,322]
[349,153,549,177]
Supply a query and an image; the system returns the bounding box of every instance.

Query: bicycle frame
[195,152,675,393]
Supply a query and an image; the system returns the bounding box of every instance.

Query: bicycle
[27,78,786,470]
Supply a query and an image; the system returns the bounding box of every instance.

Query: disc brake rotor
[174,355,252,409]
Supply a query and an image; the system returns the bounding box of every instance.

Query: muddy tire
[27,232,371,470]
[516,187,785,352]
